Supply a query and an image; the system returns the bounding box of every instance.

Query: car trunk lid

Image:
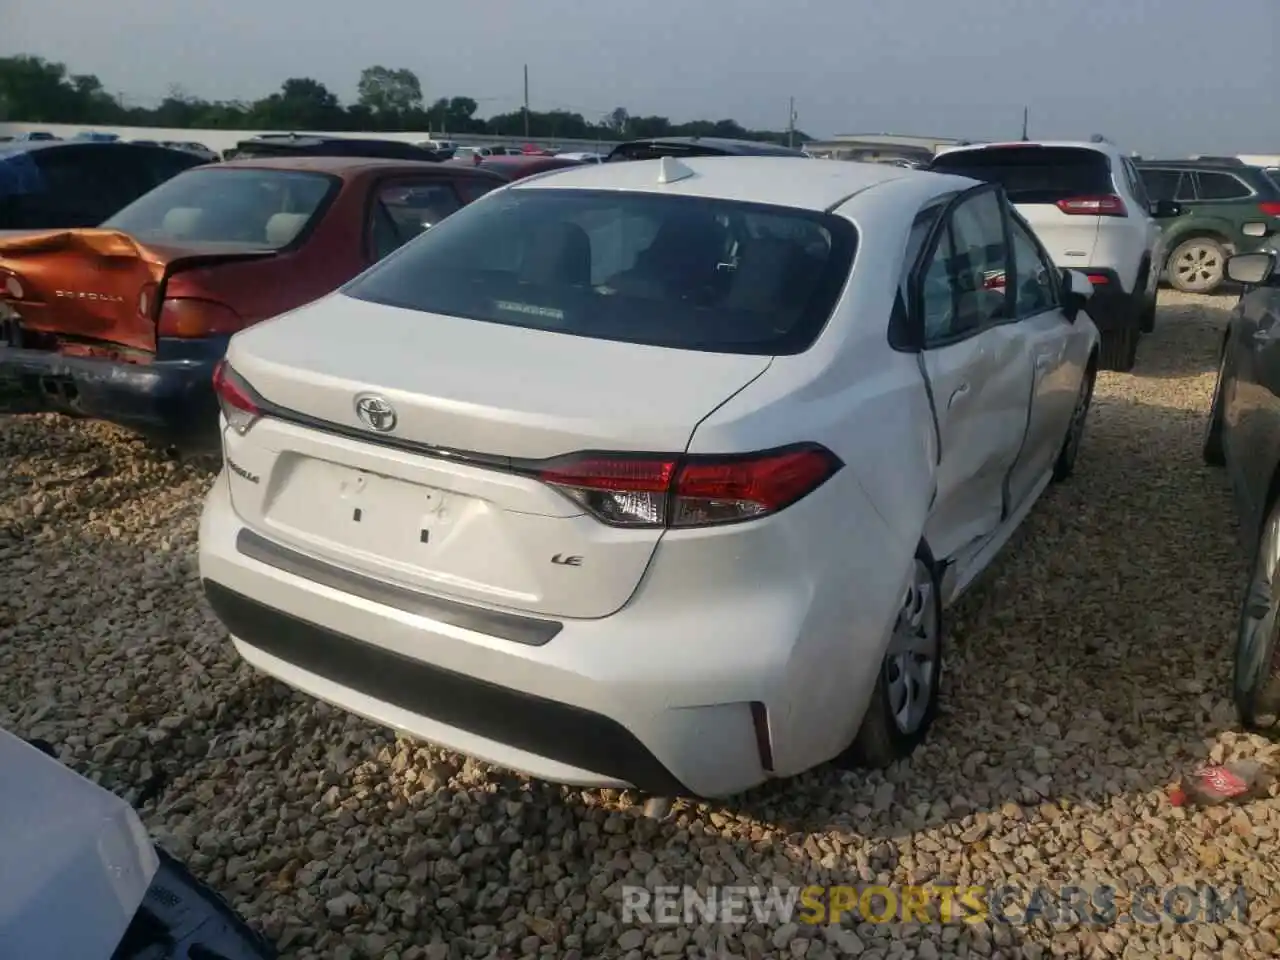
[221,293,772,619]
[0,230,274,355]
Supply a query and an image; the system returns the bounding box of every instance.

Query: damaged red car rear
[0,157,503,447]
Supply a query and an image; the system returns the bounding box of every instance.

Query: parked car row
[4,132,1275,810]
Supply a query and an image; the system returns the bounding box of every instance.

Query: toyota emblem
[354,394,397,433]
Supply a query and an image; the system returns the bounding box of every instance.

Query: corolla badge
[354,393,397,433]
[55,290,125,303]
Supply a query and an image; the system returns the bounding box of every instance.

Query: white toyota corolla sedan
[199,156,1100,800]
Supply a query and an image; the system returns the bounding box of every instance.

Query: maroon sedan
[0,156,505,446]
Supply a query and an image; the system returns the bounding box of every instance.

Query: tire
[1098,324,1138,372]
[1235,496,1280,733]
[1139,291,1157,334]
[1053,360,1096,481]
[841,547,943,768]
[1134,262,1157,334]
[1168,236,1228,294]
[1204,345,1228,467]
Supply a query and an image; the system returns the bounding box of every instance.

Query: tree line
[0,55,809,144]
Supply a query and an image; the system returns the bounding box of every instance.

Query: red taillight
[537,444,842,528]
[1259,202,1280,218]
[1055,195,1127,217]
[158,298,242,338]
[1086,274,1110,286]
[212,359,262,435]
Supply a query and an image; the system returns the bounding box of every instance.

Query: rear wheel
[1098,324,1138,372]
[1236,497,1280,732]
[1204,346,1228,466]
[1169,237,1228,294]
[842,549,943,768]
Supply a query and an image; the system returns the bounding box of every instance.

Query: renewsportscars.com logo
[621,883,1250,927]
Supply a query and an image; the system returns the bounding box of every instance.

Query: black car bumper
[1078,268,1135,333]
[203,579,692,797]
[0,336,226,449]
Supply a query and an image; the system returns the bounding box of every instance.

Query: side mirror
[1060,269,1095,323]
[1151,199,1183,219]
[1226,252,1277,286]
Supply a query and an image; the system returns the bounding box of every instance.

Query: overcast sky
[6,0,1278,154]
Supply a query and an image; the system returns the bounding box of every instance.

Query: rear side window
[345,188,857,355]
[1196,171,1252,201]
[102,168,339,249]
[931,147,1113,204]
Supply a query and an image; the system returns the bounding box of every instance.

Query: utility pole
[787,96,796,148]
[523,65,530,139]
[1020,106,1029,141]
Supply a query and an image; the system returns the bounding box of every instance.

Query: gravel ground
[3,289,1279,959]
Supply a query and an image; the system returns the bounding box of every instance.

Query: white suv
[932,139,1177,372]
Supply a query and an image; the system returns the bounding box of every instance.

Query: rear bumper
[204,579,690,796]
[0,337,226,448]
[197,471,903,799]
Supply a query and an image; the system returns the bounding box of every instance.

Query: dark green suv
[1136,159,1280,293]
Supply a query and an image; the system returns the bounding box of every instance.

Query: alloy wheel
[1173,243,1224,293]
[885,559,939,735]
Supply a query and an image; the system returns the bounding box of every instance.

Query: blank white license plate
[267,458,451,556]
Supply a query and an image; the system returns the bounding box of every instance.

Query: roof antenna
[1020,107,1029,142]
[657,155,695,184]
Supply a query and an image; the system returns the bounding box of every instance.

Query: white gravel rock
[3,291,1278,958]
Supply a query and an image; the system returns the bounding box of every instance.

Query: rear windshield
[345,188,857,355]
[608,143,731,162]
[931,146,1114,203]
[102,167,338,249]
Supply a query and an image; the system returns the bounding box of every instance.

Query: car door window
[369,202,404,262]
[1008,216,1060,318]
[1197,171,1253,201]
[919,190,1009,345]
[1141,169,1184,202]
[367,179,463,261]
